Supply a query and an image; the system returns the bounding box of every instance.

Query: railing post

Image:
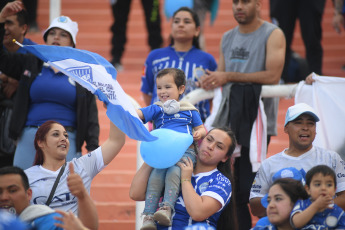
[127,96,145,230]
[49,0,61,23]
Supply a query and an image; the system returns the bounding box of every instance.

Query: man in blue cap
[249,103,345,217]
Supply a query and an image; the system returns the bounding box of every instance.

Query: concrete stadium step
[101,153,137,171]
[96,202,135,220]
[91,183,132,203]
[99,220,134,230]
[92,170,135,185]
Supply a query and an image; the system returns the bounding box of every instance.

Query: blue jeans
[143,148,196,215]
[13,126,81,169]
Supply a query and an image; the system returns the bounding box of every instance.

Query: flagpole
[12,39,23,48]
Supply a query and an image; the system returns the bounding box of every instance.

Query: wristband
[181,179,191,183]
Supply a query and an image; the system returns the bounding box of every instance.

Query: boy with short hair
[291,165,345,229]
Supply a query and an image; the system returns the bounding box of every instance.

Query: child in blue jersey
[137,68,206,229]
[291,165,345,229]
[253,178,308,230]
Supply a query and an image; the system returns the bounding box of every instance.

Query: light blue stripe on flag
[23,45,157,142]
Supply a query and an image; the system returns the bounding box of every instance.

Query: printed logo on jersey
[207,174,231,196]
[251,179,262,193]
[174,114,181,119]
[33,192,76,207]
[326,215,338,227]
[199,182,210,193]
[216,173,231,187]
[230,47,249,63]
[66,66,93,83]
[57,16,69,23]
[152,56,170,65]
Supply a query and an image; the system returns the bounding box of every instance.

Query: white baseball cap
[284,103,320,126]
[43,16,78,47]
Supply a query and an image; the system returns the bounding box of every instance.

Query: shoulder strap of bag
[45,162,67,206]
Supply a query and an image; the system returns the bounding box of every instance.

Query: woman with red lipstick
[130,127,238,230]
[0,1,99,170]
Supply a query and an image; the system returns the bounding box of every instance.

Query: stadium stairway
[26,0,345,229]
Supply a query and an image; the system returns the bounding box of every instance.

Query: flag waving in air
[21,44,157,142]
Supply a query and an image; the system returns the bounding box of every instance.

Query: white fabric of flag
[295,74,345,159]
[22,44,157,142]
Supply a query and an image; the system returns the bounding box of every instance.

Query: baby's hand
[313,194,334,211]
[193,130,202,141]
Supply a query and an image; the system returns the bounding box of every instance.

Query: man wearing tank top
[198,0,286,229]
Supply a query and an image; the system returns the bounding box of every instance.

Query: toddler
[291,165,345,229]
[137,68,206,230]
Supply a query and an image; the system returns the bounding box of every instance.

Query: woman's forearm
[181,181,221,221]
[129,162,152,201]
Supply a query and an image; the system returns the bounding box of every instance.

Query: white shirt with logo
[250,146,345,200]
[25,147,105,214]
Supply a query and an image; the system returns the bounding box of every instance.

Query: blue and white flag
[22,44,157,142]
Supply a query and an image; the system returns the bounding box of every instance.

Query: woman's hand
[178,157,193,183]
[67,163,87,200]
[67,163,99,230]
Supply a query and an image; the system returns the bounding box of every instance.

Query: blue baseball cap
[284,103,319,126]
[261,167,306,208]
